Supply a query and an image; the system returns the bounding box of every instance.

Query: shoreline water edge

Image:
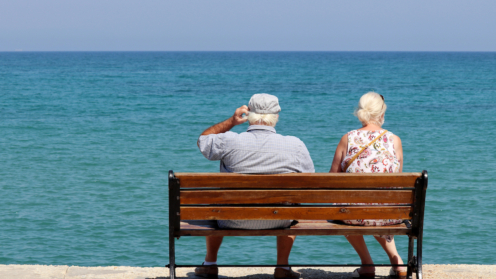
[1,264,495,279]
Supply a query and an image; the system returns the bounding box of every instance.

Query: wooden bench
[167,170,428,279]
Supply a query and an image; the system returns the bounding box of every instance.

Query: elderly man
[196,94,314,279]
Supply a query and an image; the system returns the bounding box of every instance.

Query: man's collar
[247,125,276,133]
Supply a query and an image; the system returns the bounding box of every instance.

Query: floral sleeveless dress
[340,130,402,242]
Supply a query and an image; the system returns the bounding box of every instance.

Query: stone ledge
[1,264,495,279]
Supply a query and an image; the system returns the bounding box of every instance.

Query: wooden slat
[180,189,414,204]
[175,172,421,189]
[178,220,411,237]
[180,206,412,221]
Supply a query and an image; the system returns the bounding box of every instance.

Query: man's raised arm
[198,105,249,141]
[197,105,249,160]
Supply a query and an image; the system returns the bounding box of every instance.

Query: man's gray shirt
[198,125,315,174]
[198,125,315,229]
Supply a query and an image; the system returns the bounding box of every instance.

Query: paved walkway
[1,264,495,279]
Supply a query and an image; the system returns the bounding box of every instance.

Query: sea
[1,52,495,267]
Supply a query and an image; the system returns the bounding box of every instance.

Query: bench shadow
[145,269,392,279]
[184,272,272,278]
[297,268,390,278]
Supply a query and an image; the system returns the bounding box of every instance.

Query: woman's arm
[330,134,348,173]
[392,135,403,173]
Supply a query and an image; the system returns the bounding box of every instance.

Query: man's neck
[249,122,273,127]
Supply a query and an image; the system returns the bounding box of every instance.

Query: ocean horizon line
[2,50,496,53]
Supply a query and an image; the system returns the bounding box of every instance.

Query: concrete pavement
[1,264,495,279]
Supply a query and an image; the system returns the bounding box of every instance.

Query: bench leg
[416,234,423,279]
[169,234,176,279]
[407,236,414,279]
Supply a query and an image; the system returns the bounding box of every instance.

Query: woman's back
[341,130,400,173]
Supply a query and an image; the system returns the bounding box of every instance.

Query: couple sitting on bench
[196,93,407,279]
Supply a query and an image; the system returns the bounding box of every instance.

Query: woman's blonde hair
[247,112,279,127]
[354,92,387,126]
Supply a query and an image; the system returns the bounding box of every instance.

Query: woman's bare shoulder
[390,132,402,141]
[339,132,351,145]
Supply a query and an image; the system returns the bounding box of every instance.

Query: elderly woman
[330,92,407,279]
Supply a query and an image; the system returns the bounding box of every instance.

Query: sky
[1,0,495,51]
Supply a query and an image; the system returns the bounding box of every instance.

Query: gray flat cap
[248,93,281,114]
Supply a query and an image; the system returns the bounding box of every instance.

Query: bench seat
[180,220,411,237]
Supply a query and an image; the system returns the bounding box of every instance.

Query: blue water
[1,52,495,267]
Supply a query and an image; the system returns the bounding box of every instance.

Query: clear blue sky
[1,0,495,51]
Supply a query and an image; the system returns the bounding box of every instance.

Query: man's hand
[232,105,249,126]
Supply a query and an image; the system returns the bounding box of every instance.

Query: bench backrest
[168,171,428,236]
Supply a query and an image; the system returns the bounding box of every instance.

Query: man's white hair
[247,112,279,127]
